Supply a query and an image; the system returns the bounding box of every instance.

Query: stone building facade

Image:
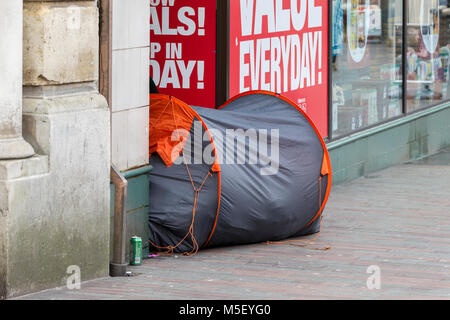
[0,0,147,298]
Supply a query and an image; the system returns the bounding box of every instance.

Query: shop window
[331,0,403,138]
[406,0,450,112]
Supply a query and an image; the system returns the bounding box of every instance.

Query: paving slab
[15,152,450,300]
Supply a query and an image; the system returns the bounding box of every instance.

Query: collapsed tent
[148,91,331,254]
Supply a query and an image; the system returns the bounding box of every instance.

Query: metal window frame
[327,0,333,141]
[402,0,408,115]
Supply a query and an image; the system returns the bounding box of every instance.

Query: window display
[331,0,403,138]
[406,0,450,111]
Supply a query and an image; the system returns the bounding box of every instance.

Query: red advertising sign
[150,0,216,108]
[229,0,329,137]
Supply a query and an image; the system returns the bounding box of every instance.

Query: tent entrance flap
[149,94,220,172]
[149,91,331,253]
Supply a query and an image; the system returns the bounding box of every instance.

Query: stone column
[0,0,34,159]
[1,0,110,299]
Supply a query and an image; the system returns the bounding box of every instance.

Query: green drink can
[130,236,142,265]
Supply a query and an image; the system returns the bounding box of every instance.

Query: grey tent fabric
[148,92,331,254]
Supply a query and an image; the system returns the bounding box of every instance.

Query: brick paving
[16,152,450,300]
